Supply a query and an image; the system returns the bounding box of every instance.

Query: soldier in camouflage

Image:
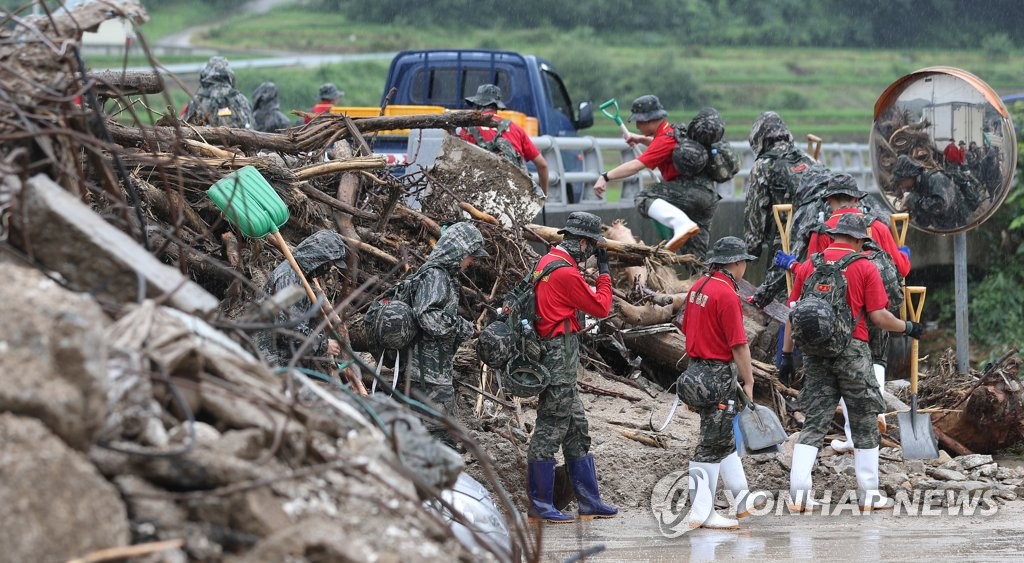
[677,236,761,528]
[183,56,254,129]
[257,230,348,367]
[779,214,923,512]
[405,222,488,422]
[252,82,291,133]
[743,111,823,308]
[890,154,972,231]
[527,212,616,523]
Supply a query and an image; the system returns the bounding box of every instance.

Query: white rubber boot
[855,446,894,511]
[648,198,699,251]
[874,364,887,434]
[788,444,822,512]
[688,462,739,529]
[719,452,767,518]
[830,398,854,453]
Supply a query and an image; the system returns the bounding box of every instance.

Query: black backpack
[789,252,866,358]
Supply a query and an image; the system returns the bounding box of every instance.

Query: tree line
[314,0,1022,50]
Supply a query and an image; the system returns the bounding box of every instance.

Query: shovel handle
[272,231,319,307]
[807,134,822,161]
[905,286,926,394]
[599,98,623,125]
[772,204,794,294]
[890,213,910,246]
[736,385,755,409]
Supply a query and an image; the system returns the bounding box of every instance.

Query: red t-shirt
[806,208,911,276]
[457,112,541,162]
[534,248,613,338]
[680,271,748,361]
[304,100,334,124]
[637,120,680,181]
[787,242,889,342]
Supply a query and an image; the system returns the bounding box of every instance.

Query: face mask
[559,238,593,264]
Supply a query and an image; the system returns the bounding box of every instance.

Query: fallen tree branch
[577,380,642,402]
[526,224,698,266]
[617,428,669,448]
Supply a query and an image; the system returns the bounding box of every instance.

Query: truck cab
[382,49,593,137]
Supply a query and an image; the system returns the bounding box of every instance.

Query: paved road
[542,503,1024,562]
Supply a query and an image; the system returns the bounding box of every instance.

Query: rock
[776,432,800,471]
[995,490,1017,501]
[905,460,926,474]
[1001,478,1023,487]
[940,480,992,492]
[928,450,953,467]
[231,488,292,538]
[833,456,856,476]
[169,421,221,447]
[929,467,968,481]
[0,261,109,451]
[114,475,187,536]
[218,429,267,461]
[0,413,130,560]
[956,454,994,471]
[880,462,902,475]
[970,463,998,479]
[995,467,1015,480]
[134,443,274,490]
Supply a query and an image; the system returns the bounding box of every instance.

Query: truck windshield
[410,68,512,107]
[541,69,575,123]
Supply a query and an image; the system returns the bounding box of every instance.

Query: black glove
[904,320,924,340]
[778,352,794,386]
[596,247,610,275]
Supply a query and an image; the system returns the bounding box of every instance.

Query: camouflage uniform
[406,222,487,415]
[183,56,254,129]
[797,340,884,449]
[691,359,740,462]
[257,231,347,367]
[890,155,969,232]
[252,82,291,133]
[528,335,590,460]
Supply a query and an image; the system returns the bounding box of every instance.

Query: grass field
[110,4,1024,142]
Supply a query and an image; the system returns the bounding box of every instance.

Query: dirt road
[542,503,1024,562]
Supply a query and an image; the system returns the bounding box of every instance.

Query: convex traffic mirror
[870,67,1017,234]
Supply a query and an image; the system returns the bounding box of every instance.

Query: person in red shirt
[304,82,342,124]
[797,173,911,452]
[458,83,549,196]
[527,212,615,523]
[678,236,760,529]
[943,139,964,166]
[778,214,922,512]
[592,94,707,257]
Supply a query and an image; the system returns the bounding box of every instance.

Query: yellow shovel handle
[905,286,926,394]
[773,204,794,294]
[807,134,823,161]
[890,213,910,246]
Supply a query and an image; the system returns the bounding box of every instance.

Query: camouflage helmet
[557,212,606,243]
[367,300,418,350]
[199,56,235,88]
[676,361,719,409]
[504,356,550,397]
[706,236,757,265]
[793,163,833,206]
[749,111,794,157]
[819,173,868,201]
[891,154,925,181]
[672,137,709,178]
[687,107,726,147]
[318,83,343,101]
[477,321,514,369]
[465,83,506,109]
[627,94,667,123]
[825,213,870,240]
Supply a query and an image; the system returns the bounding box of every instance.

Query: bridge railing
[530,136,874,207]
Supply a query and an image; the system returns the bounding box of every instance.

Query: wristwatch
[601,172,610,182]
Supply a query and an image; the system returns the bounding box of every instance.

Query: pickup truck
[340,49,594,201]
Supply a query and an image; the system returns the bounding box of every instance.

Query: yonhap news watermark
[651,469,999,537]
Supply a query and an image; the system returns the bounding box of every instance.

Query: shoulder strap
[494,118,511,136]
[835,252,866,270]
[532,258,571,287]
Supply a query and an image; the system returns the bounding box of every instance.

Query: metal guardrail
[530,136,874,207]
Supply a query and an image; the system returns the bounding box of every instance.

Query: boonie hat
[318,83,343,101]
[819,173,868,201]
[825,213,871,240]
[627,95,667,123]
[465,84,506,109]
[706,236,757,265]
[557,212,606,244]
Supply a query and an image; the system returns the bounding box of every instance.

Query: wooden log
[577,380,643,402]
[615,298,676,326]
[932,425,974,456]
[617,429,670,449]
[526,224,698,266]
[296,182,377,221]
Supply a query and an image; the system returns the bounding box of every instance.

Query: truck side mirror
[576,101,594,130]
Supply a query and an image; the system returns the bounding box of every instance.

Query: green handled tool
[599,98,656,180]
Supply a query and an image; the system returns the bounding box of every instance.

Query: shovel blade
[896,410,940,459]
[737,404,787,451]
[207,166,289,238]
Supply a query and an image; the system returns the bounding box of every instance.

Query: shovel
[896,286,939,459]
[772,203,794,294]
[599,98,656,180]
[208,167,367,394]
[887,213,912,378]
[734,387,787,453]
[806,134,823,161]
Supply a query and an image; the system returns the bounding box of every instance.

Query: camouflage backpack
[467,119,526,168]
[671,126,709,178]
[706,141,740,183]
[789,252,866,358]
[761,145,818,205]
[863,239,905,312]
[364,267,435,350]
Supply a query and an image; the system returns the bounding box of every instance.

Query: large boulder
[0,413,130,559]
[0,258,109,450]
